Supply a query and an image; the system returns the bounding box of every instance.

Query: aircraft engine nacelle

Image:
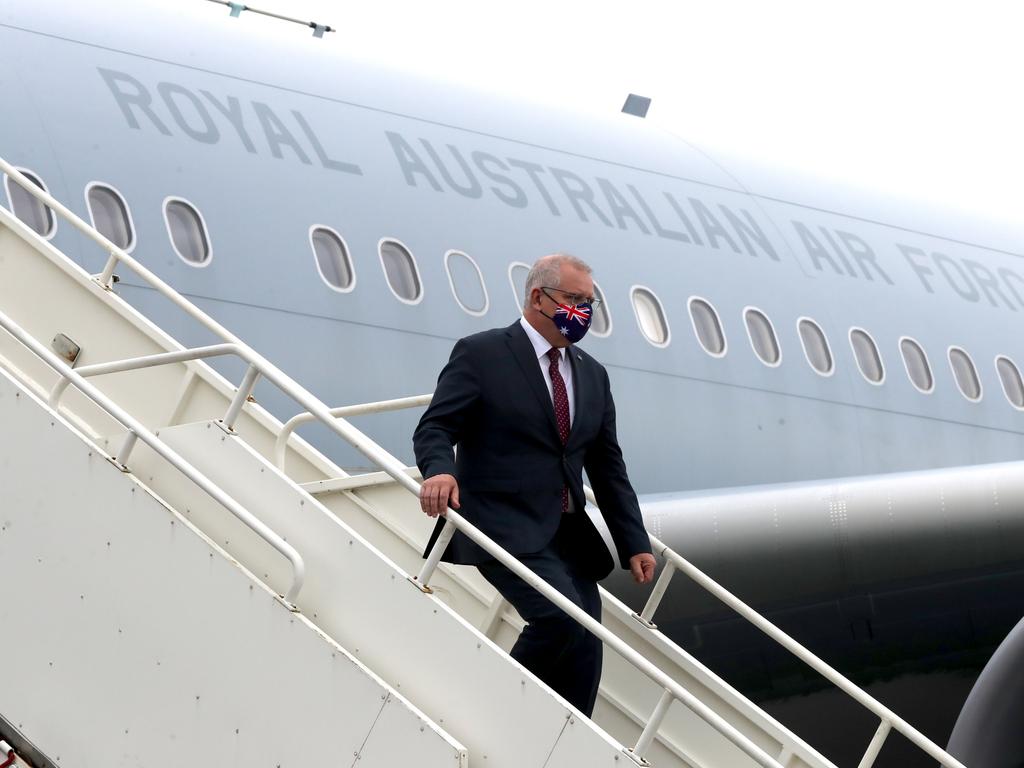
[946,615,1024,768]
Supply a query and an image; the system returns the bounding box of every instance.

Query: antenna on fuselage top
[206,0,335,38]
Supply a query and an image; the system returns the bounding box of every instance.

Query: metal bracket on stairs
[0,716,58,768]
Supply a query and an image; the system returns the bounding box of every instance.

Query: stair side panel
[0,369,466,768]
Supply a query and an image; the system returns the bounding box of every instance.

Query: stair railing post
[633,559,676,628]
[48,377,72,408]
[97,251,120,289]
[857,719,892,768]
[628,687,675,764]
[221,363,260,431]
[112,429,139,471]
[412,518,456,592]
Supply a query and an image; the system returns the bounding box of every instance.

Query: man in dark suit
[414,253,655,717]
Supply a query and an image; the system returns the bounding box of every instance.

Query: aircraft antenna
[206,0,335,38]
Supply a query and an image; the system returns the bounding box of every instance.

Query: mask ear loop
[539,288,574,320]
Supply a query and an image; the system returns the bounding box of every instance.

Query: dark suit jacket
[413,320,651,581]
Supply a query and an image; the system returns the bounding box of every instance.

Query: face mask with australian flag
[542,289,593,343]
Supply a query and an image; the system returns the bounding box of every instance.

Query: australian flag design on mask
[552,301,593,343]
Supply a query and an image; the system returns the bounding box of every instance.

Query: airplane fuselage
[3,6,1024,493]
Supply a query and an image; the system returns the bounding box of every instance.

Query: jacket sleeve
[583,365,653,568]
[413,338,481,480]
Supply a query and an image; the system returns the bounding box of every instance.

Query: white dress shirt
[519,315,575,426]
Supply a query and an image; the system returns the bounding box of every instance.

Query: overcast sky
[224,0,1023,227]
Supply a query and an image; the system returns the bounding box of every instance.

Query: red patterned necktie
[546,347,571,512]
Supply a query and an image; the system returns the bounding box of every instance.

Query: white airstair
[0,158,968,768]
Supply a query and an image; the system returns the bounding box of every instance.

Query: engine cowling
[947,615,1024,767]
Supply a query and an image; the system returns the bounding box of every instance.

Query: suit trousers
[477,514,603,717]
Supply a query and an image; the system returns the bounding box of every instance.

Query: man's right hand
[419,473,460,517]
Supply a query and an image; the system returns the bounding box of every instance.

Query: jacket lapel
[505,322,561,444]
[566,346,589,451]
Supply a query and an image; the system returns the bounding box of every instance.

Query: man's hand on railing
[419,473,460,517]
[630,553,657,585]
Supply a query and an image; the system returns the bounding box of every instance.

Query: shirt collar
[519,315,566,361]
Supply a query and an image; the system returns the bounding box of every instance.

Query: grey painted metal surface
[635,464,1024,614]
[2,0,1024,492]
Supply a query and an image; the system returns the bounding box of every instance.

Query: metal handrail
[414,516,785,767]
[646,534,964,768]
[49,344,240,407]
[0,157,965,766]
[273,394,432,472]
[581,487,968,768]
[0,309,306,605]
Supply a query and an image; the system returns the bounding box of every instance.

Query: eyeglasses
[541,286,601,309]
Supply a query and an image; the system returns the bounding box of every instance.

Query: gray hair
[523,253,592,308]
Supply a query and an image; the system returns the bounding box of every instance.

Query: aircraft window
[445,250,488,316]
[744,308,780,366]
[590,282,611,337]
[689,297,726,356]
[797,318,833,375]
[86,184,134,251]
[631,286,670,347]
[899,338,933,393]
[996,356,1024,409]
[509,262,530,311]
[310,226,354,292]
[163,198,211,266]
[379,239,422,303]
[4,169,55,238]
[949,347,982,401]
[850,328,884,384]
